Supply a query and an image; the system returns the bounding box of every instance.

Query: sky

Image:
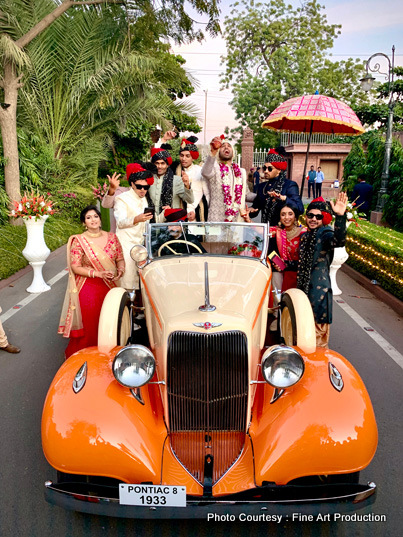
[170,0,403,145]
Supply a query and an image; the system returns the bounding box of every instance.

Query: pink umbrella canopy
[262,94,365,136]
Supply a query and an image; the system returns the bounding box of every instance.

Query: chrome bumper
[45,480,376,519]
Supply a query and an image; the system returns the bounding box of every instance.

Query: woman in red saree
[269,205,306,293]
[58,205,125,359]
[268,205,306,330]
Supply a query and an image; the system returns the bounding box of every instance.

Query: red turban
[126,162,154,185]
[307,197,333,225]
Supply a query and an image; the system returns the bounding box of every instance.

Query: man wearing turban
[155,131,209,221]
[113,163,155,290]
[148,142,194,215]
[201,135,248,222]
[297,193,348,348]
[249,147,303,226]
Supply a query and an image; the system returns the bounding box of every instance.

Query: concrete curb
[341,263,403,317]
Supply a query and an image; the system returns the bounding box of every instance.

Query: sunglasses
[134,184,150,191]
[262,165,273,172]
[306,212,324,220]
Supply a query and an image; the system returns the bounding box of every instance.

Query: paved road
[0,248,402,537]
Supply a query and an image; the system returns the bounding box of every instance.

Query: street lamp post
[360,46,395,222]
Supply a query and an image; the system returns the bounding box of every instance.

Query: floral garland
[219,162,243,221]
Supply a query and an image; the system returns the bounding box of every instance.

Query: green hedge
[346,220,403,301]
[0,216,82,281]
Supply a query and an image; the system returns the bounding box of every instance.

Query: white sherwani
[114,188,148,289]
[201,155,247,222]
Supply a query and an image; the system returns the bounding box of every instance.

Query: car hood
[141,256,271,332]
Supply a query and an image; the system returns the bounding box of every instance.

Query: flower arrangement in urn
[329,198,365,228]
[9,191,55,220]
[345,199,366,226]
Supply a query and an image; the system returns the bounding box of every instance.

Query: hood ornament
[199,261,216,312]
[193,322,222,330]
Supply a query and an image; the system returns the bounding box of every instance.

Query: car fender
[41,348,167,484]
[250,348,378,485]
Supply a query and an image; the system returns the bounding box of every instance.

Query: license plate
[119,484,186,507]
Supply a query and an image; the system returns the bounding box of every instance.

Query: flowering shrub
[228,243,262,258]
[9,191,55,220]
[53,191,81,221]
[92,182,109,201]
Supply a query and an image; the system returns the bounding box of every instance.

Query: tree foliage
[354,66,403,130]
[221,0,368,148]
[0,0,220,211]
[342,132,403,230]
[0,0,215,209]
[342,137,366,193]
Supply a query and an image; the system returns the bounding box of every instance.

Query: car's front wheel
[98,287,131,347]
[279,288,316,354]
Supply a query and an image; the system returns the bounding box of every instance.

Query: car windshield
[147,222,268,259]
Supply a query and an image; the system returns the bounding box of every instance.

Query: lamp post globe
[360,46,395,223]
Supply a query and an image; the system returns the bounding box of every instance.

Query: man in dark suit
[351,176,373,219]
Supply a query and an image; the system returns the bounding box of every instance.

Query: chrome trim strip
[329,363,344,392]
[199,262,216,312]
[44,480,377,518]
[130,388,145,405]
[72,362,87,394]
[270,388,285,404]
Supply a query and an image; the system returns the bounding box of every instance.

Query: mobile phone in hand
[144,207,155,216]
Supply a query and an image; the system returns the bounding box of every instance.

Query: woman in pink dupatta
[58,205,125,359]
[268,205,306,294]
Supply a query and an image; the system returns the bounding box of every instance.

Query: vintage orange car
[42,222,377,518]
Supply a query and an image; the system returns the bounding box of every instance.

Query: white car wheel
[280,288,316,354]
[98,287,131,347]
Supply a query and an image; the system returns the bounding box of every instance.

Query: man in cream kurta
[114,187,150,289]
[201,139,248,222]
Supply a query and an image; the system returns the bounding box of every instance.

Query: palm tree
[18,5,197,186]
[0,0,207,205]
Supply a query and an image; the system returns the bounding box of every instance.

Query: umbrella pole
[299,121,313,198]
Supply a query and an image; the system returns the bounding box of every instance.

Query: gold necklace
[85,230,103,238]
[285,226,301,240]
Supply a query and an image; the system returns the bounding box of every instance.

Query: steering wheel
[157,239,203,257]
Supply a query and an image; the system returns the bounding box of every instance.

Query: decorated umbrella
[262,94,365,196]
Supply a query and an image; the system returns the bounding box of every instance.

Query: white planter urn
[22,215,51,293]
[330,220,352,296]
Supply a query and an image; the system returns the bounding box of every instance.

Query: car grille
[167,330,248,485]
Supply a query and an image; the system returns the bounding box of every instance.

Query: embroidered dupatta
[58,234,118,338]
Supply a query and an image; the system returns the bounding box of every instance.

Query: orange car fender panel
[42,348,167,484]
[250,348,378,485]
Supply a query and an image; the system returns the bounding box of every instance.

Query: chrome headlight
[112,345,155,388]
[261,345,304,388]
[130,245,149,267]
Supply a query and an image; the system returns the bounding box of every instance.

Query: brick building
[284,142,352,197]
